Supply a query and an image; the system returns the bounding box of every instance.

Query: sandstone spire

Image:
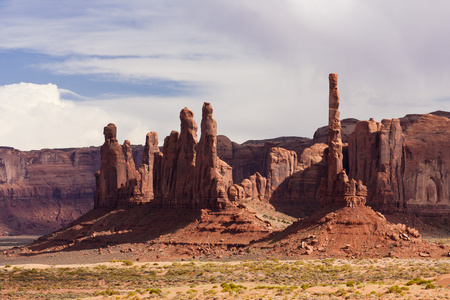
[195,102,229,208]
[320,74,367,207]
[94,123,127,209]
[138,132,159,200]
[326,73,344,198]
[174,107,198,204]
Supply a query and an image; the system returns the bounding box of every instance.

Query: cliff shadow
[268,161,326,219]
[23,203,203,255]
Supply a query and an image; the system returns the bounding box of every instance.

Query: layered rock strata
[0,147,100,235]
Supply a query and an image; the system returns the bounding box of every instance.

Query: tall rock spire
[326,73,344,198]
[194,102,230,208]
[320,74,368,207]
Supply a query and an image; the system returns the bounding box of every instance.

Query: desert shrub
[221,282,247,294]
[406,277,433,286]
[346,280,355,287]
[95,288,121,296]
[203,289,217,296]
[122,260,133,266]
[333,288,347,297]
[186,289,197,295]
[387,285,403,295]
[147,288,162,294]
[425,283,436,289]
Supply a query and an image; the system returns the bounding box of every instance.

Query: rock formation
[348,118,403,211]
[194,103,230,208]
[217,135,312,184]
[94,103,233,210]
[173,108,198,204]
[226,146,298,204]
[320,73,368,208]
[313,118,359,144]
[348,113,450,217]
[403,114,450,215]
[0,147,100,235]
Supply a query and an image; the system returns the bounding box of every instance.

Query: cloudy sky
[0,0,449,150]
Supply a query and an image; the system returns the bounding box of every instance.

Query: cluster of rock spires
[13,73,448,261]
[0,73,448,237]
[94,100,301,211]
[95,102,232,210]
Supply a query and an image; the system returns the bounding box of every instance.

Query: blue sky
[0,0,449,150]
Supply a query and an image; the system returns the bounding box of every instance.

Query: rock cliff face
[348,114,450,217]
[0,147,99,235]
[217,136,312,184]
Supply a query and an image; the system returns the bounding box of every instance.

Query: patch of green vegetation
[387,285,404,295]
[406,277,433,286]
[425,283,436,289]
[146,288,162,294]
[221,282,247,294]
[95,288,121,296]
[346,280,355,287]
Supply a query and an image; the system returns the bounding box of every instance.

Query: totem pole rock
[320,74,368,208]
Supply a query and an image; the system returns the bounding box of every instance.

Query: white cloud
[0,83,110,150]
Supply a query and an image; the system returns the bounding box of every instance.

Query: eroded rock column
[195,102,230,208]
[95,123,127,208]
[320,74,368,207]
[324,74,344,205]
[138,132,159,201]
[174,108,198,205]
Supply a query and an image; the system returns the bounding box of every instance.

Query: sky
[0,0,449,151]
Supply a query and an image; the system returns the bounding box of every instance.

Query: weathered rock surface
[319,73,368,208]
[217,135,312,184]
[0,147,99,235]
[402,114,450,216]
[94,124,149,208]
[252,204,448,259]
[173,108,198,204]
[348,114,450,218]
[95,103,232,209]
[194,103,231,208]
[313,118,359,144]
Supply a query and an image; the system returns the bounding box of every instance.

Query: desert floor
[0,256,448,299]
